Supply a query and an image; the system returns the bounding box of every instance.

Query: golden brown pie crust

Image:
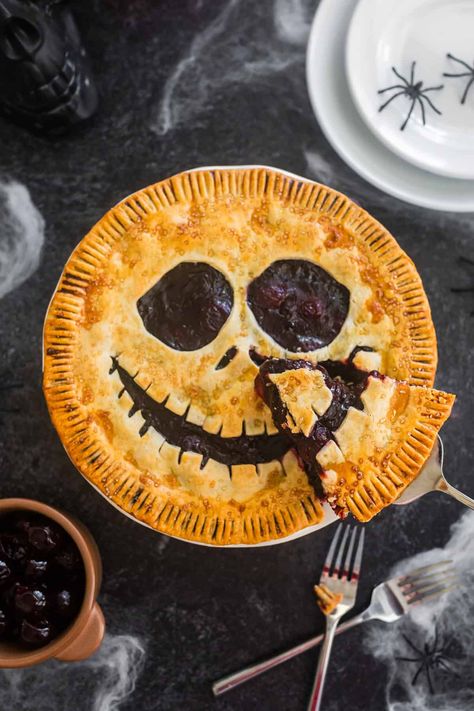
[43,167,438,544]
[330,382,454,521]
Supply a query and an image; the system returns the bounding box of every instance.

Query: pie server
[395,435,474,509]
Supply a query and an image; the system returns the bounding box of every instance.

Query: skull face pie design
[43,167,438,545]
[108,257,351,470]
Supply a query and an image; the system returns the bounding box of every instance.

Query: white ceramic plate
[346,0,474,179]
[43,165,338,547]
[306,0,474,211]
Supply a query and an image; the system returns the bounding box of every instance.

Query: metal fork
[307,525,364,711]
[213,557,457,697]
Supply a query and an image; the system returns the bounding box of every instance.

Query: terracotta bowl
[0,498,105,668]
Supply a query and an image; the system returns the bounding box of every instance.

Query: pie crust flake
[43,167,439,544]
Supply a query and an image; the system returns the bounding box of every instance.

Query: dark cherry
[20,619,53,647]
[3,581,21,609]
[54,589,75,618]
[0,560,11,584]
[13,518,31,534]
[255,284,287,309]
[205,303,227,332]
[14,586,47,617]
[28,524,60,554]
[0,533,27,564]
[300,297,323,319]
[247,259,350,352]
[0,511,85,649]
[54,545,80,573]
[25,559,48,580]
[137,262,233,351]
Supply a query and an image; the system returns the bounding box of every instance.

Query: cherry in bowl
[0,511,85,649]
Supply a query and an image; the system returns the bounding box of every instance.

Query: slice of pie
[43,166,441,545]
[256,357,455,521]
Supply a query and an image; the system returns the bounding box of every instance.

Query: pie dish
[256,358,454,521]
[43,166,440,545]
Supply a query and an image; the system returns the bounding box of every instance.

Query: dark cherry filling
[249,347,268,367]
[247,259,349,352]
[215,346,238,371]
[110,357,289,468]
[0,512,85,648]
[256,357,376,492]
[137,262,233,351]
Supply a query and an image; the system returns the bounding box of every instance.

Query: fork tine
[407,581,457,605]
[407,573,458,596]
[408,566,456,585]
[333,526,351,575]
[399,568,456,590]
[351,527,365,581]
[321,524,343,577]
[397,559,453,584]
[341,527,358,578]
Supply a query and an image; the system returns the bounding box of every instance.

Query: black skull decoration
[0,0,98,133]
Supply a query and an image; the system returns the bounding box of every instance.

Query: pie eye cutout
[137,262,234,351]
[247,259,350,352]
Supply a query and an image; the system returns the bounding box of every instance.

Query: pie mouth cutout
[109,356,289,469]
[109,349,373,473]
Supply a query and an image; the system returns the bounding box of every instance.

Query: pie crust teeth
[43,166,438,544]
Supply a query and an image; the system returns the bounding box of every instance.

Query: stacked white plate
[306,0,474,211]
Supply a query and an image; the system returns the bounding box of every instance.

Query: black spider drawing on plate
[443,53,474,105]
[451,256,474,316]
[378,61,443,131]
[396,628,459,694]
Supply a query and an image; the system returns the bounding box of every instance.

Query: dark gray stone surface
[0,1,472,709]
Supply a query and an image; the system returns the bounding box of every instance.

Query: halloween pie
[43,166,442,545]
[256,358,455,521]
